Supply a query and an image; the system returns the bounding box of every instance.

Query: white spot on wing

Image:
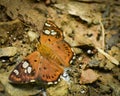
[72,55,76,60]
[13,69,19,75]
[70,60,73,64]
[54,81,58,84]
[22,61,29,68]
[30,80,35,82]
[58,78,61,81]
[51,32,57,35]
[43,30,50,35]
[47,82,53,85]
[27,67,32,74]
[45,22,51,27]
[24,69,27,73]
[51,30,57,35]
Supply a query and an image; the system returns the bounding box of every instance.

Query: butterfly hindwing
[9,51,40,83]
[38,57,63,82]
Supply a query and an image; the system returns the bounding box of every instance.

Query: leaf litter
[0,0,120,96]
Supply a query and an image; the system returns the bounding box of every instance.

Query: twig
[0,19,20,26]
[99,20,105,50]
[96,47,119,65]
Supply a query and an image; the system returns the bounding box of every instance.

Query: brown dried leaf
[54,1,102,24]
[80,69,99,84]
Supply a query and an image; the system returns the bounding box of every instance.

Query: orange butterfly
[9,20,73,84]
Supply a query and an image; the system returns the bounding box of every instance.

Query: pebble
[0,47,17,57]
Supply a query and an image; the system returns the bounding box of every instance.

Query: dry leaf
[54,1,102,24]
[80,69,99,84]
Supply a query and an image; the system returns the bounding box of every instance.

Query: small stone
[27,30,38,41]
[0,47,17,57]
[80,69,99,84]
[47,79,69,96]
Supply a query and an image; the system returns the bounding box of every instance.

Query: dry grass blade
[99,20,105,50]
[96,47,119,65]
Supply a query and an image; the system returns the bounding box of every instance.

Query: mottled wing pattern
[9,51,40,83]
[40,20,63,44]
[38,56,63,82]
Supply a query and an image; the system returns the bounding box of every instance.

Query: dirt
[0,0,120,96]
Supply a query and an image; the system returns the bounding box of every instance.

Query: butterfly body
[9,20,73,84]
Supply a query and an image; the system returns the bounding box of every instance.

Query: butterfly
[9,20,73,84]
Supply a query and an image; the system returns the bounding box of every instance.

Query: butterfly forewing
[40,20,63,44]
[40,20,73,67]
